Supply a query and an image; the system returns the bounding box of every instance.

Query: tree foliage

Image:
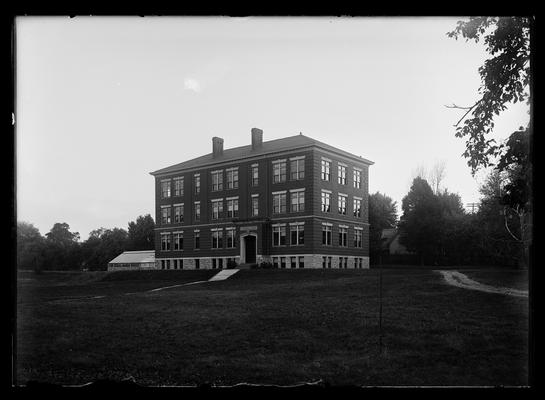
[127,214,155,250]
[447,16,531,173]
[368,192,398,261]
[17,222,45,272]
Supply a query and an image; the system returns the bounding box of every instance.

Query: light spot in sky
[184,78,201,93]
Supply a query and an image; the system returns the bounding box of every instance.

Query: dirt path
[436,270,528,298]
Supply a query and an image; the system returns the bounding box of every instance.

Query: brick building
[149,128,373,269]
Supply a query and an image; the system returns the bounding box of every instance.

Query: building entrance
[243,235,257,264]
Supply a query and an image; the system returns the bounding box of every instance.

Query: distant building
[149,128,374,270]
[380,228,417,264]
[107,250,156,271]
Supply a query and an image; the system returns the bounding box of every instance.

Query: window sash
[174,178,184,196]
[161,181,171,198]
[174,205,184,223]
[273,162,287,183]
[321,160,330,181]
[273,194,287,214]
[291,191,305,212]
[290,159,305,180]
[321,192,331,212]
[252,166,259,186]
[252,197,259,216]
[227,170,239,189]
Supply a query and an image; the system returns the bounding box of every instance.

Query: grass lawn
[15,268,529,387]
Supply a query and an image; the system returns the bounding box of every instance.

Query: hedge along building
[149,128,373,270]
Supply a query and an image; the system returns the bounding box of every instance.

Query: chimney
[251,128,263,150]
[212,137,224,157]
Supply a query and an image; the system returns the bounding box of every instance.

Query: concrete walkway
[436,270,528,298]
[207,269,240,281]
[149,269,240,292]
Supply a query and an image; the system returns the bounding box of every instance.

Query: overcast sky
[16,16,530,240]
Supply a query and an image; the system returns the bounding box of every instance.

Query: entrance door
[244,235,256,264]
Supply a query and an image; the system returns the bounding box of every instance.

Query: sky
[16,16,530,240]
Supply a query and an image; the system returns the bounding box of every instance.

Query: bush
[226,259,238,269]
[258,261,274,269]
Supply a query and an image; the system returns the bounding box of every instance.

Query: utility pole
[378,261,383,353]
[466,202,478,214]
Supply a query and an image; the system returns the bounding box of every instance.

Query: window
[174,177,184,196]
[166,260,171,270]
[322,256,327,269]
[353,198,362,218]
[195,258,200,269]
[339,227,348,247]
[194,231,200,249]
[251,195,259,217]
[338,165,347,185]
[212,258,217,269]
[226,198,239,218]
[290,190,305,212]
[161,207,171,224]
[344,257,348,269]
[226,228,236,248]
[321,191,331,212]
[174,232,183,250]
[273,192,287,214]
[338,194,347,215]
[290,158,305,180]
[339,257,343,269]
[354,228,363,248]
[280,257,286,269]
[251,164,259,186]
[219,258,223,269]
[321,159,331,181]
[290,224,304,246]
[272,225,287,247]
[353,169,361,189]
[194,202,201,222]
[226,168,239,189]
[161,180,171,198]
[194,174,200,195]
[322,224,332,245]
[161,234,171,251]
[173,259,178,269]
[212,230,223,249]
[273,257,279,268]
[212,199,223,220]
[174,204,184,223]
[328,257,332,268]
[211,170,223,191]
[272,160,286,183]
[298,256,304,269]
[290,256,297,269]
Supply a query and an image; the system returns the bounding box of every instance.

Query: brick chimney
[212,137,224,157]
[251,128,263,150]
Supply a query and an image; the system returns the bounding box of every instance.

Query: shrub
[226,259,238,269]
[259,261,274,269]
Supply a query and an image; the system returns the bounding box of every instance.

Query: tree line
[17,215,155,272]
[368,128,530,268]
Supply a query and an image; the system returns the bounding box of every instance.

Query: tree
[127,214,155,250]
[446,17,531,173]
[81,227,129,271]
[429,160,447,195]
[43,222,81,270]
[398,177,441,265]
[17,221,45,272]
[368,192,398,264]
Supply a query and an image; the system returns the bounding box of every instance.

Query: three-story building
[149,128,373,269]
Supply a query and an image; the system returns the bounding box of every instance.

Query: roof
[108,250,156,264]
[150,133,374,176]
[381,228,399,249]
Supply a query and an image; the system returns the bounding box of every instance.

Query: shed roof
[108,250,156,264]
[150,133,374,176]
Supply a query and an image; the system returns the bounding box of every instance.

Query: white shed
[107,250,156,271]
